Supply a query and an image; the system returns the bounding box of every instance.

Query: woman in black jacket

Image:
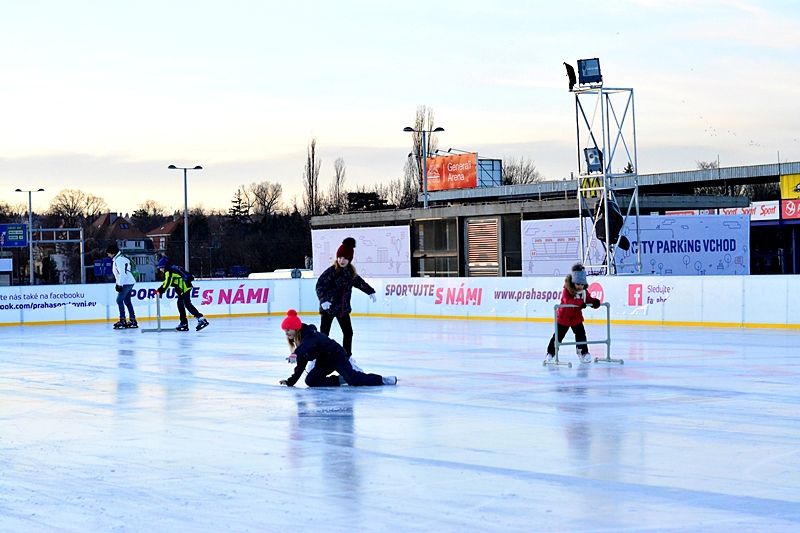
[279,309,396,387]
[315,237,376,356]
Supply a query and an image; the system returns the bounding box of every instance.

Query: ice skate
[382,376,397,386]
[349,356,363,372]
[126,319,138,329]
[175,322,189,331]
[113,319,128,329]
[195,317,209,331]
[579,352,592,364]
[544,353,556,364]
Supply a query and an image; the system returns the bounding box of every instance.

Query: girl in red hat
[545,263,600,364]
[315,237,376,356]
[279,309,397,387]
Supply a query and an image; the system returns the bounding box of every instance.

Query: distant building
[92,213,156,281]
[146,218,181,256]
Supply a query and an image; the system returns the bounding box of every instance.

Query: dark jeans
[320,313,354,355]
[116,284,136,320]
[305,355,383,387]
[177,291,203,323]
[547,323,588,355]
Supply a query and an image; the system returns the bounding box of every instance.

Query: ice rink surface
[1,315,799,532]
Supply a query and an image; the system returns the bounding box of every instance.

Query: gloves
[286,353,297,364]
[157,287,165,297]
[279,379,293,387]
[320,301,331,311]
[592,301,601,309]
[369,293,377,303]
[115,285,121,293]
[581,302,588,309]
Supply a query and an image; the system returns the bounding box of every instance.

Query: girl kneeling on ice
[279,309,397,387]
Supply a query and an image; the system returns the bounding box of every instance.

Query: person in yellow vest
[156,257,209,332]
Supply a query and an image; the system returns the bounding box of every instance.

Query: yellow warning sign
[580,176,602,198]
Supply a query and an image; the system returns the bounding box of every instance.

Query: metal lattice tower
[573,85,642,275]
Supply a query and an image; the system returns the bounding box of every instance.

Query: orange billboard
[425,153,477,191]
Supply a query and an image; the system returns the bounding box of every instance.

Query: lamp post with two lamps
[167,165,203,271]
[14,188,45,285]
[403,126,444,209]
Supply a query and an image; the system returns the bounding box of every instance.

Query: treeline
[1,106,547,281]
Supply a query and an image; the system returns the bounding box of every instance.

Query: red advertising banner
[425,153,477,191]
[781,199,800,220]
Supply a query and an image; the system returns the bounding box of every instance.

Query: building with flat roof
[311,161,800,276]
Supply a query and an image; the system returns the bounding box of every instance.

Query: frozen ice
[1,317,799,531]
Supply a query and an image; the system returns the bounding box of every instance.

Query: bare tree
[407,106,440,193]
[48,189,108,227]
[502,157,542,185]
[131,199,168,232]
[386,158,419,208]
[0,200,24,223]
[696,160,719,170]
[302,138,322,216]
[327,157,347,214]
[695,160,745,196]
[135,199,167,218]
[247,181,283,217]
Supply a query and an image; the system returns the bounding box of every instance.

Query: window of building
[501,215,522,276]
[414,218,459,277]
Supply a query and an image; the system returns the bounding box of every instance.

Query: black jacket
[285,323,349,386]
[315,265,375,316]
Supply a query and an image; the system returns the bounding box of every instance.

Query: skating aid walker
[140,295,178,334]
[543,302,623,368]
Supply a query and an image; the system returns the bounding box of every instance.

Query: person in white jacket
[107,244,137,329]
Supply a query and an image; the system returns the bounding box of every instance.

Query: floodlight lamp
[577,58,602,86]
[584,147,603,173]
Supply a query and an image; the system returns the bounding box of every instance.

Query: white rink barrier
[1,275,799,329]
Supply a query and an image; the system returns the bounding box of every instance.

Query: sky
[1,0,799,217]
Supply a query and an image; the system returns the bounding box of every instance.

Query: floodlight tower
[563,58,641,275]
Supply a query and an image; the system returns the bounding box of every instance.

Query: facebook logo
[628,284,643,306]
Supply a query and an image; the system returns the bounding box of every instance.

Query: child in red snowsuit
[545,263,601,364]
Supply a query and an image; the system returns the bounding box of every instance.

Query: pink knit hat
[281,309,302,331]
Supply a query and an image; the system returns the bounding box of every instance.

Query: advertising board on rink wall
[0,279,274,326]
[522,215,750,277]
[311,226,411,278]
[3,275,799,329]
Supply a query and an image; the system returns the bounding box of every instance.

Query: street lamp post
[167,165,203,271]
[14,188,45,285]
[404,126,445,208]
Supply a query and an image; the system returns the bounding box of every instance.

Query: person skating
[107,244,137,329]
[315,237,376,356]
[279,309,396,388]
[156,257,209,332]
[545,263,601,364]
